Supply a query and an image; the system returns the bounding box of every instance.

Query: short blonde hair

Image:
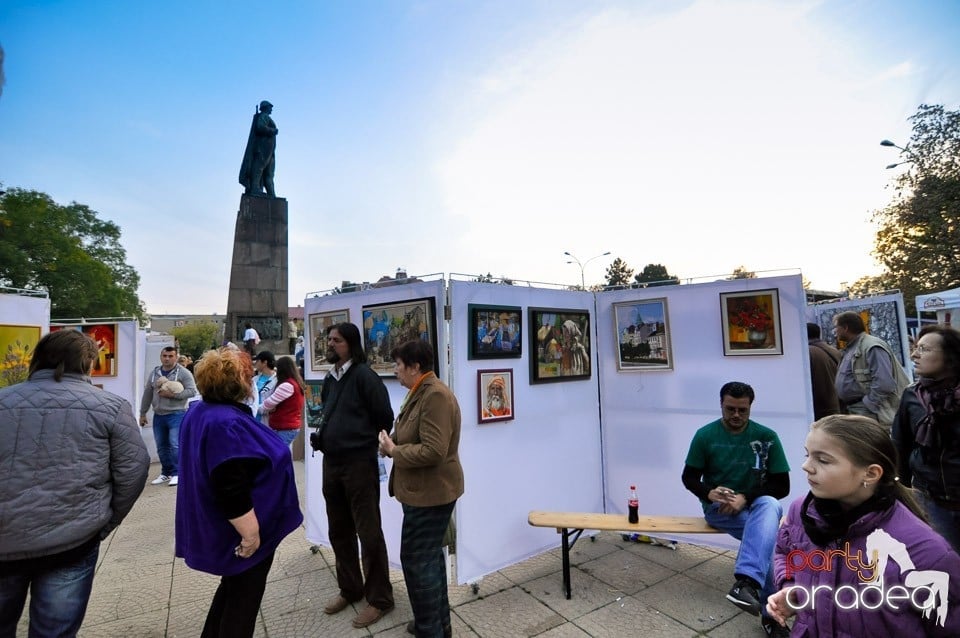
[193,348,253,403]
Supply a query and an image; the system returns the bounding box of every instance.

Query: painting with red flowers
[720,289,782,356]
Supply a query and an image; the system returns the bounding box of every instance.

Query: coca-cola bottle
[628,485,639,524]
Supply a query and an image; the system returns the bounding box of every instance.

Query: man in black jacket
[316,322,395,629]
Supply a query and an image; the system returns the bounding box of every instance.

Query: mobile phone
[719,487,735,495]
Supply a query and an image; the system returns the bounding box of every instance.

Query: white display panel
[449,280,604,584]
[301,279,447,570]
[596,275,813,550]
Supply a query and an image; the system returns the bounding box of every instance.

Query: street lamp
[880,139,912,170]
[564,250,610,289]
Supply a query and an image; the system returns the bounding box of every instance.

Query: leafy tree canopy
[604,257,634,288]
[872,104,960,314]
[634,263,680,287]
[0,188,145,322]
[171,322,222,360]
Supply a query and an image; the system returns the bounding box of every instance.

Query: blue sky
[2,0,958,314]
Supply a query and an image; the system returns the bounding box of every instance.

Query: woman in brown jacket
[378,339,464,638]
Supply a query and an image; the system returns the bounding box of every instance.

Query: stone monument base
[226,194,291,355]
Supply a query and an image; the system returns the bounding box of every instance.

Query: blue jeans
[273,429,299,446]
[153,411,184,477]
[704,495,782,607]
[916,490,960,555]
[0,541,99,638]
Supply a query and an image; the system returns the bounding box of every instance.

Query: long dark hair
[276,356,306,392]
[329,322,366,364]
[812,415,927,521]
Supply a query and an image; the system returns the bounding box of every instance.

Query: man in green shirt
[682,382,790,633]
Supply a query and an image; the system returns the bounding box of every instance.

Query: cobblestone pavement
[20,461,773,637]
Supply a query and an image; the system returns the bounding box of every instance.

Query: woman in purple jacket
[175,347,303,638]
[767,415,960,636]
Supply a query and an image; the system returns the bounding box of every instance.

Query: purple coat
[774,495,960,637]
[175,401,303,576]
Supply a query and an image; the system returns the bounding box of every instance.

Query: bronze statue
[239,100,278,197]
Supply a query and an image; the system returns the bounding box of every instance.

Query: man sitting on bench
[681,381,790,637]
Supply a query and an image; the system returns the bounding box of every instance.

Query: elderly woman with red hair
[175,347,303,638]
[378,339,464,638]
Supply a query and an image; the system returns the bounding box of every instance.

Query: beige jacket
[388,374,465,507]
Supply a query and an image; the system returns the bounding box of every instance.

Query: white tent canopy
[916,286,960,329]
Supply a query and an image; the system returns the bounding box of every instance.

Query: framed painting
[477,368,514,423]
[529,307,591,383]
[362,297,438,376]
[0,324,41,388]
[308,309,350,373]
[613,298,673,370]
[468,304,522,359]
[53,323,119,376]
[304,381,324,428]
[720,289,783,356]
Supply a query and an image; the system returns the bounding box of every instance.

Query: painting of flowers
[0,325,41,388]
[720,289,783,356]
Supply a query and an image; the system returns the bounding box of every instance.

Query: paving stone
[455,586,564,637]
[578,548,676,595]
[682,553,737,594]
[633,573,740,633]
[571,596,696,638]
[78,607,169,637]
[524,569,625,622]
[499,548,561,586]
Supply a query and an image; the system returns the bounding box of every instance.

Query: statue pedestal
[226,194,290,354]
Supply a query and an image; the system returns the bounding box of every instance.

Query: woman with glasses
[893,325,960,553]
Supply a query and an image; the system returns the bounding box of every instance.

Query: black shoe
[761,615,790,637]
[406,620,452,637]
[726,578,762,615]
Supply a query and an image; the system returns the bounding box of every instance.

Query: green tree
[634,263,680,287]
[0,188,146,321]
[604,257,634,288]
[171,323,222,360]
[872,104,960,314]
[729,266,757,280]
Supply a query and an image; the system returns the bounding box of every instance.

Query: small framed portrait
[468,304,522,359]
[613,298,673,371]
[720,289,783,356]
[361,297,438,376]
[529,307,591,384]
[308,309,350,373]
[478,369,514,424]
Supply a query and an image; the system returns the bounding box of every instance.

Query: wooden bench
[528,511,720,599]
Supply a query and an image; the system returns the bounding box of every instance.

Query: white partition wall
[449,280,604,584]
[596,275,813,550]
[302,279,447,569]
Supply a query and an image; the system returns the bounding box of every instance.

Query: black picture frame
[529,307,591,384]
[361,297,439,376]
[467,304,522,359]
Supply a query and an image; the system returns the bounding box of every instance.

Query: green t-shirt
[684,419,790,511]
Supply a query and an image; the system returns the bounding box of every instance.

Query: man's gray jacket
[0,371,150,561]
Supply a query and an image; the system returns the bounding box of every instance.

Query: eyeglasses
[912,344,941,355]
[723,406,750,414]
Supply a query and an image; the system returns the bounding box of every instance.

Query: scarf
[800,490,893,547]
[913,376,960,448]
[398,371,434,415]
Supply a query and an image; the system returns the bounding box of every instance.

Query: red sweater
[264,381,304,431]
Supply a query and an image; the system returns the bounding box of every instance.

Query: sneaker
[726,578,762,615]
[168,476,178,487]
[150,475,170,485]
[761,615,790,637]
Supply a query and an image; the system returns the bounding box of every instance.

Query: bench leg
[561,528,572,600]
